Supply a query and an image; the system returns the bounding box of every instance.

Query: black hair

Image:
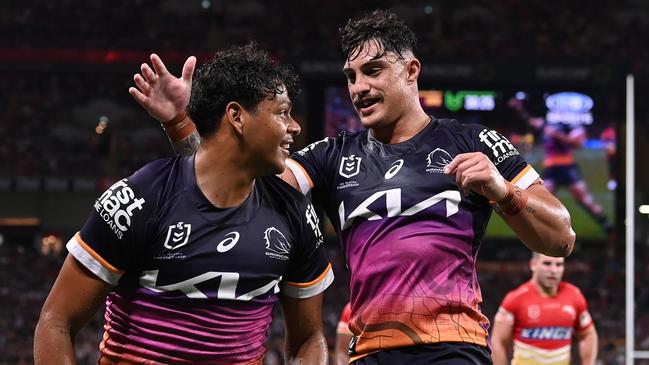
[340,9,418,62]
[187,42,300,138]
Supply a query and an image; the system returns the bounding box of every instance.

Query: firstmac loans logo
[94,179,146,239]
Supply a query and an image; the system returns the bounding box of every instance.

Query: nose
[349,74,370,97]
[288,117,301,136]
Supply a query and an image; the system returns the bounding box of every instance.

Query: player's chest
[518,297,578,327]
[134,206,296,301]
[329,145,479,228]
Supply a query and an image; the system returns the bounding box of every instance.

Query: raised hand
[129,54,196,123]
[444,152,508,201]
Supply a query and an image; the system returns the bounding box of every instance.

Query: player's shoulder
[559,281,585,297]
[504,281,533,302]
[257,174,311,210]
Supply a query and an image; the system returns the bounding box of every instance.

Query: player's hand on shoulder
[444,152,508,201]
[129,53,196,123]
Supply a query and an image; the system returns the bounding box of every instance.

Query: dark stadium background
[1,1,649,364]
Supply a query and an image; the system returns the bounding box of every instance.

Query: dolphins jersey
[66,155,333,364]
[288,118,539,360]
[496,281,593,365]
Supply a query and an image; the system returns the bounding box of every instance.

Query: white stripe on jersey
[281,265,334,299]
[513,165,541,190]
[66,236,122,285]
[286,159,311,195]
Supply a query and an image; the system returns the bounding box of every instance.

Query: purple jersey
[66,155,333,364]
[288,118,539,361]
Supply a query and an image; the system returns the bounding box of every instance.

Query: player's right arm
[34,255,114,365]
[129,53,200,156]
[491,305,515,365]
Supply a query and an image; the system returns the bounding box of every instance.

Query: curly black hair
[340,9,417,62]
[187,43,300,138]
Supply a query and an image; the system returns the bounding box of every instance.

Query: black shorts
[351,343,492,365]
[542,164,582,186]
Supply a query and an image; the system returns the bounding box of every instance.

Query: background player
[508,97,613,235]
[491,252,598,365]
[335,302,352,365]
[34,44,333,364]
[130,10,575,364]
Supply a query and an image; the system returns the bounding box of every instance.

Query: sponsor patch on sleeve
[93,179,146,239]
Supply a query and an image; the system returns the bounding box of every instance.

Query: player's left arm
[576,325,598,365]
[279,293,328,365]
[445,152,575,257]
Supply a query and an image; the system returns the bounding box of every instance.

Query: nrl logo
[164,222,192,250]
[339,155,362,178]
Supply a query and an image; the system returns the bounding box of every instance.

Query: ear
[224,101,245,136]
[404,58,421,84]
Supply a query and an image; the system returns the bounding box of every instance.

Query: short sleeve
[495,290,519,325]
[287,137,337,195]
[468,125,540,189]
[66,177,151,285]
[280,202,333,298]
[573,287,594,333]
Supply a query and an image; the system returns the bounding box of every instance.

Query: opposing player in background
[34,44,332,365]
[491,253,598,365]
[508,97,613,235]
[130,10,575,364]
[335,303,352,365]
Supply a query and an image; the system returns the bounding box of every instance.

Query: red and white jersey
[337,303,352,335]
[496,280,593,365]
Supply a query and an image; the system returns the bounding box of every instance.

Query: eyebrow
[342,59,387,73]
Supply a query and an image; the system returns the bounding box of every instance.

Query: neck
[532,279,558,297]
[194,134,255,208]
[371,101,430,144]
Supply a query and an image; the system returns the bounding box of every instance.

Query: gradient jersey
[66,155,333,365]
[288,118,539,360]
[497,281,593,365]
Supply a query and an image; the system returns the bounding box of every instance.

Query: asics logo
[384,159,404,180]
[216,231,240,253]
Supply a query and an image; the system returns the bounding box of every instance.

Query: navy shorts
[351,343,492,365]
[542,164,582,186]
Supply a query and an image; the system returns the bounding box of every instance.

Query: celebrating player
[130,10,575,364]
[34,44,333,365]
[491,253,598,365]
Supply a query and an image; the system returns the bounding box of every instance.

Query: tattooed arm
[129,54,200,156]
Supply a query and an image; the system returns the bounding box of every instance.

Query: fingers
[128,86,148,108]
[132,73,151,95]
[182,56,196,83]
[140,62,158,84]
[150,53,169,77]
[444,152,477,174]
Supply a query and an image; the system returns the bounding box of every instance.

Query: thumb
[182,56,196,83]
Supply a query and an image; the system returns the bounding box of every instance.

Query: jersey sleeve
[572,286,594,333]
[66,174,153,286]
[280,202,334,299]
[286,136,337,195]
[495,290,519,325]
[467,124,540,189]
[337,303,352,334]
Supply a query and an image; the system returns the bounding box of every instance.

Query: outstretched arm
[445,152,575,257]
[279,293,328,365]
[129,54,200,156]
[34,255,113,364]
